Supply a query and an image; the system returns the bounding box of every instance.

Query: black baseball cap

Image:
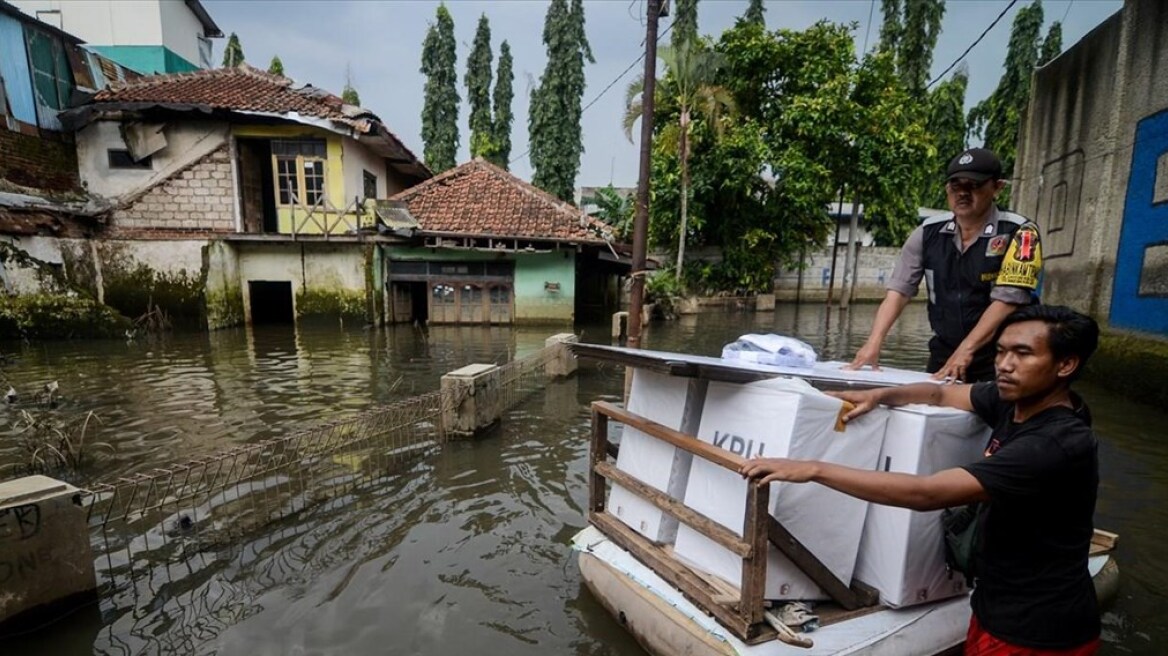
[946,148,1002,182]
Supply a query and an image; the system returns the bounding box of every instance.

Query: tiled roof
[92,64,352,120]
[389,159,612,244]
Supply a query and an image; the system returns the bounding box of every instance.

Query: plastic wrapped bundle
[721,334,818,369]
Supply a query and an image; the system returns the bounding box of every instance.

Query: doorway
[236,139,278,233]
[248,281,294,324]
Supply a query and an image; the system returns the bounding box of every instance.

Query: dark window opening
[363,170,378,199]
[108,149,152,169]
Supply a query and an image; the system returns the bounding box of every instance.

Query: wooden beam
[766,516,878,610]
[591,511,777,645]
[595,461,752,558]
[740,479,769,628]
[589,405,608,514]
[592,401,744,472]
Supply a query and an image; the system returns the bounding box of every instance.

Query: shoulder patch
[986,235,1009,256]
[940,220,957,234]
[995,224,1043,290]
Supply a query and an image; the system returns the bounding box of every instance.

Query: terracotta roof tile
[92,64,352,121]
[389,159,612,244]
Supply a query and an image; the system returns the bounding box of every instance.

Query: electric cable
[926,0,1021,90]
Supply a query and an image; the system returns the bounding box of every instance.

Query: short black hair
[997,305,1100,382]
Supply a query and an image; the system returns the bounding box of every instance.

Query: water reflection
[0,304,1162,655]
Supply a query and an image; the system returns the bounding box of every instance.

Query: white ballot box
[674,377,888,600]
[854,404,990,607]
[607,369,707,543]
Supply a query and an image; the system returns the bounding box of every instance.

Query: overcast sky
[203,0,1122,189]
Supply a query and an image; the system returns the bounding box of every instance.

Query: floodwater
[0,305,1163,655]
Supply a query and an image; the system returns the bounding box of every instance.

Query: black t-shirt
[961,382,1100,649]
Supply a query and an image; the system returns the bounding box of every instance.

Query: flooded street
[0,304,1163,655]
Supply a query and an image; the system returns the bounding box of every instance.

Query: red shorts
[965,614,1100,656]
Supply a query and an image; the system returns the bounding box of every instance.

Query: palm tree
[624,38,736,281]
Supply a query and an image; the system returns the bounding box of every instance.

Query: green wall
[88,45,199,75]
[384,246,576,323]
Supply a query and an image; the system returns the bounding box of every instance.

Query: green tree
[672,0,699,48]
[222,33,245,67]
[896,0,945,96]
[466,15,494,159]
[968,0,1045,205]
[582,185,634,240]
[742,0,766,26]
[420,4,460,173]
[491,41,515,168]
[342,83,360,106]
[1038,20,1062,66]
[923,64,970,207]
[878,0,902,54]
[624,38,736,279]
[529,0,594,202]
[267,55,284,76]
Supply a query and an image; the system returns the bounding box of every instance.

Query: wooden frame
[587,400,879,645]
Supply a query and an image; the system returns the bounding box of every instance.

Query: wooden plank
[594,461,752,558]
[1091,528,1118,555]
[589,406,608,514]
[739,480,770,628]
[591,511,777,645]
[766,516,878,610]
[592,401,744,472]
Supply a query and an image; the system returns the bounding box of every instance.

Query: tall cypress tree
[878,0,902,54]
[529,0,594,201]
[491,41,515,168]
[465,15,494,159]
[968,0,1045,198]
[420,4,459,172]
[1038,21,1062,66]
[897,0,945,96]
[672,0,699,48]
[267,55,284,76]
[222,33,245,67]
[742,0,765,26]
[924,64,969,206]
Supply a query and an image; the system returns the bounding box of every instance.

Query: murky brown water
[0,305,1162,655]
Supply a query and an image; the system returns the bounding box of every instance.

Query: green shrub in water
[0,294,133,340]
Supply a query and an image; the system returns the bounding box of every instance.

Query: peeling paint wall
[236,243,367,322]
[76,121,230,200]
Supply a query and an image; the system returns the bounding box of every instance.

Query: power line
[508,21,675,167]
[926,0,1021,91]
[862,0,876,53]
[1061,0,1075,24]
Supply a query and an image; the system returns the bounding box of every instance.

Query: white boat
[570,344,1120,656]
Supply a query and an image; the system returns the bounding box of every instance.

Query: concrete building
[1012,0,1166,336]
[388,159,626,325]
[8,0,222,74]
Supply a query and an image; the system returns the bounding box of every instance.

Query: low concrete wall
[774,247,901,302]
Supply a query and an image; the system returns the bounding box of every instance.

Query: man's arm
[830,381,974,422]
[847,290,911,371]
[739,460,988,511]
[932,300,1018,381]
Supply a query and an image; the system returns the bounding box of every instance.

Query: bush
[0,294,133,340]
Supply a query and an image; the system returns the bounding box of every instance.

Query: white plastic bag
[721,334,817,369]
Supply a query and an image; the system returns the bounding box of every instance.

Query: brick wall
[0,128,81,192]
[113,146,236,232]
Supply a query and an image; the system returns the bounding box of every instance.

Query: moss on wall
[295,288,366,318]
[1088,331,1168,408]
[102,264,203,326]
[206,285,245,329]
[0,294,132,339]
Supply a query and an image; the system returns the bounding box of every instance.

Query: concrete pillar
[612,311,629,339]
[440,363,502,437]
[0,475,96,626]
[755,293,776,312]
[545,333,579,378]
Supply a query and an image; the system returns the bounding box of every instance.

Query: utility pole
[626,0,662,351]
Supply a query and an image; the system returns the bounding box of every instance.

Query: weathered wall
[341,139,387,201]
[93,240,206,324]
[0,128,80,193]
[514,251,575,323]
[0,236,70,294]
[1014,0,1168,335]
[236,243,367,320]
[204,241,243,329]
[76,121,229,201]
[773,247,902,302]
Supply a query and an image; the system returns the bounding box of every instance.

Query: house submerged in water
[1,51,625,334]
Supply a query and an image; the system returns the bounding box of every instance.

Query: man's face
[994,320,1077,402]
[946,177,1004,222]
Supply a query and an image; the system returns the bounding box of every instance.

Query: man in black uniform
[848,148,1043,382]
[741,304,1101,654]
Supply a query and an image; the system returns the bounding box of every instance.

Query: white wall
[157,0,207,66]
[341,138,387,202]
[11,0,163,46]
[236,244,366,321]
[77,120,229,199]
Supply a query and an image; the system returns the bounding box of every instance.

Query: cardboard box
[607,369,707,543]
[674,377,888,600]
[854,404,990,607]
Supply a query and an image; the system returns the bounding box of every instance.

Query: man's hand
[932,346,976,383]
[739,458,818,486]
[825,390,881,423]
[845,341,882,371]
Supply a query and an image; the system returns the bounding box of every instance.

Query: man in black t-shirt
[740,305,1101,654]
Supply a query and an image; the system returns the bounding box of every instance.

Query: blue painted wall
[1110,109,1168,334]
[0,14,38,125]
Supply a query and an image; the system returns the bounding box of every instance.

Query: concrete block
[545,333,579,378]
[755,293,776,312]
[0,476,96,626]
[440,363,502,437]
[611,311,629,339]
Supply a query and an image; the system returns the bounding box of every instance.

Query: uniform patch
[986,235,1008,256]
[980,272,998,282]
[996,225,1042,290]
